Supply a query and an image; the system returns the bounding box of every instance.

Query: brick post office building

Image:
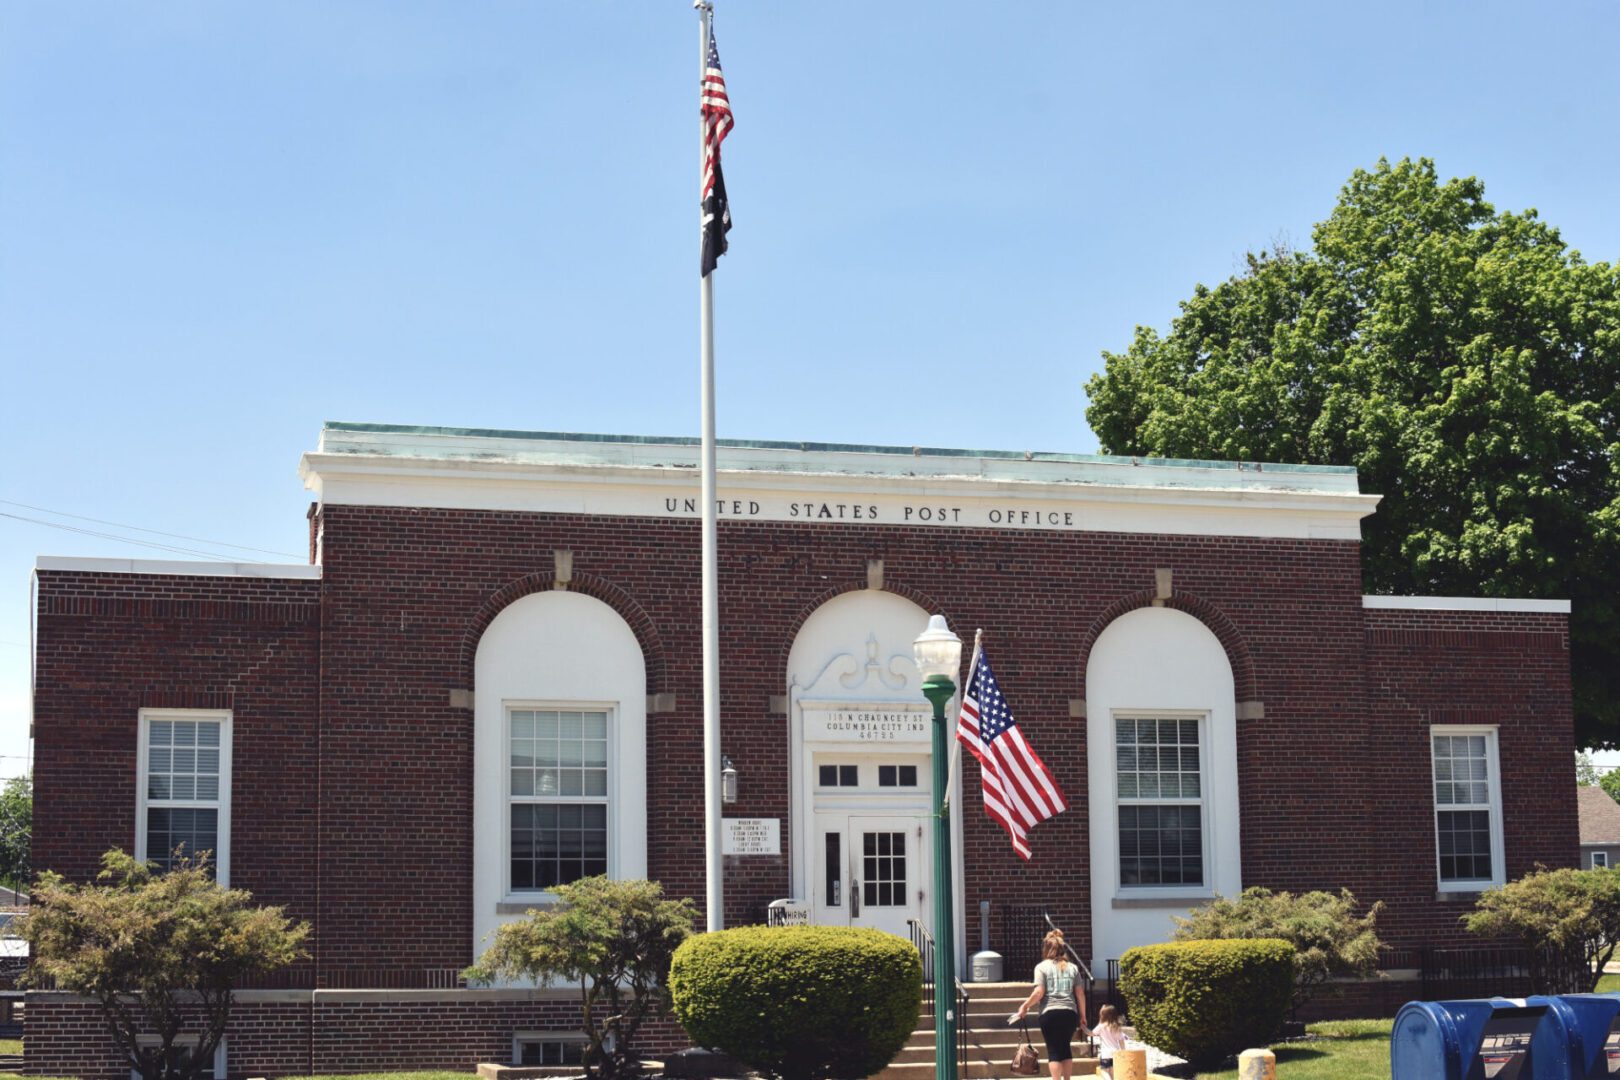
[27,422,1577,1076]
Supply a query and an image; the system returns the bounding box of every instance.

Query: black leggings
[1039,1009,1079,1063]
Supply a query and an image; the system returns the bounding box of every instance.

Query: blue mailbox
[1392,997,1572,1080]
[1549,993,1620,1077]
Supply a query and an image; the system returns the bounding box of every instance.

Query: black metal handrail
[907,917,969,1080]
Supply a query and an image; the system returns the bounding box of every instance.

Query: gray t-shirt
[1035,959,1078,1014]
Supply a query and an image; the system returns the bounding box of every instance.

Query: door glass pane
[861,831,906,907]
[824,832,840,907]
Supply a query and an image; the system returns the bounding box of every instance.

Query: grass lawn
[0,1040,19,1054]
[1195,1019,1392,1080]
[307,1074,474,1080]
[1599,973,1620,993]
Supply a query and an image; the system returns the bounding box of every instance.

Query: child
[1092,1005,1128,1077]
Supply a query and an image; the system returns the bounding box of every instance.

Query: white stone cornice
[300,427,1382,541]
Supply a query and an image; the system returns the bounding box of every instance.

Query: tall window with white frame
[138,710,230,884]
[1116,715,1205,888]
[509,708,610,893]
[1431,728,1504,890]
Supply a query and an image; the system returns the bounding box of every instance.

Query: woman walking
[1014,929,1089,1080]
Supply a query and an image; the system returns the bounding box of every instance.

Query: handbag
[1011,1016,1041,1076]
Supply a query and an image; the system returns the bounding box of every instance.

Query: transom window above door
[815,756,927,792]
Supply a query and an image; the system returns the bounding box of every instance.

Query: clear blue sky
[3,1,1619,777]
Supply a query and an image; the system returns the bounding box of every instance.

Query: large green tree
[0,775,28,894]
[1086,158,1620,745]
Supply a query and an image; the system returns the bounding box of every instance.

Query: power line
[1,510,248,560]
[0,498,301,559]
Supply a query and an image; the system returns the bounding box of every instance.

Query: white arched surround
[786,590,966,967]
[1085,606,1239,971]
[473,590,647,958]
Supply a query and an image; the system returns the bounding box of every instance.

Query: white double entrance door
[811,812,930,939]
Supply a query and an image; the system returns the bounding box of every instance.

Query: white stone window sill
[1112,891,1215,909]
[498,896,563,915]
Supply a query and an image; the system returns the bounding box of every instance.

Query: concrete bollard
[1237,1048,1277,1079]
[1111,1047,1148,1080]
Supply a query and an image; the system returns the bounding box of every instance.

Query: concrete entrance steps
[875,982,1101,1080]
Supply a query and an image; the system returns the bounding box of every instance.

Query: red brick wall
[31,572,321,932]
[24,991,687,1078]
[1362,608,1577,947]
[29,505,1576,1023]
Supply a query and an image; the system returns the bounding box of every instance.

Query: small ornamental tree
[19,848,309,1080]
[1465,866,1620,994]
[464,875,698,1079]
[1172,887,1384,1012]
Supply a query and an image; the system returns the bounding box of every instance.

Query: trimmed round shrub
[1117,937,1295,1071]
[669,925,922,1080]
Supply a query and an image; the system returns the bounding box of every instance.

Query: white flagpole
[942,629,982,809]
[697,0,724,933]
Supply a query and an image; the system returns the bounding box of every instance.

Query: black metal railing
[1410,946,1543,1001]
[1002,907,1096,1012]
[908,917,969,1080]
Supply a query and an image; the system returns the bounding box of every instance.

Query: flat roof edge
[321,421,1359,477]
[1363,595,1570,614]
[35,556,321,580]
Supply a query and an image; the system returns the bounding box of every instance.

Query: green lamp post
[914,614,964,1080]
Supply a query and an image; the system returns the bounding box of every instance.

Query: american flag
[700,24,733,277]
[956,644,1067,860]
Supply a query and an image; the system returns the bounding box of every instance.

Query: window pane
[147,807,219,874]
[509,710,611,891]
[1438,809,1492,881]
[899,765,917,786]
[584,739,607,768]
[879,765,897,787]
[820,765,837,787]
[840,765,858,786]
[1116,734,1205,888]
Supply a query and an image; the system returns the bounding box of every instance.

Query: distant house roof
[1578,785,1620,845]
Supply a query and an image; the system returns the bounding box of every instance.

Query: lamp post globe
[913,614,962,1080]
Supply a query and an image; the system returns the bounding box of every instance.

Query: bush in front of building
[465,875,699,1080]
[1464,865,1620,994]
[668,925,922,1080]
[19,847,308,1080]
[1172,886,1384,1012]
[1118,937,1295,1071]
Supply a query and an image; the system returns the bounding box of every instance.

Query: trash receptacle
[1391,996,1572,1080]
